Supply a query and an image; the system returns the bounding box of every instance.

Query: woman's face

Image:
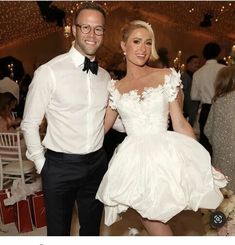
[9,100,17,111]
[122,27,152,67]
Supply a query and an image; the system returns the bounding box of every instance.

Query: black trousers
[199,103,212,156]
[41,147,107,236]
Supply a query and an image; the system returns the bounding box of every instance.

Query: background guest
[17,73,32,118]
[191,42,225,155]
[181,55,200,126]
[205,65,235,191]
[0,73,19,102]
[0,92,21,132]
[155,47,170,68]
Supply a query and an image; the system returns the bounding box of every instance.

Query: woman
[0,92,21,132]
[0,92,27,159]
[96,20,227,235]
[205,65,235,192]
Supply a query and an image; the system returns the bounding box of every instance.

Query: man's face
[72,9,105,59]
[187,58,200,73]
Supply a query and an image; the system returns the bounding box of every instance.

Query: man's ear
[72,25,76,37]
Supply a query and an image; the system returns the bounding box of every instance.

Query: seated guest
[0,92,21,132]
[0,92,27,158]
[0,74,20,102]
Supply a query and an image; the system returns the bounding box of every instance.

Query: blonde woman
[96,20,227,235]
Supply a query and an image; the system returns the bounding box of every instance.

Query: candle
[64,25,71,38]
[232,45,235,52]
[178,50,182,57]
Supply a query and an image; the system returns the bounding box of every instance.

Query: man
[21,2,110,236]
[191,42,225,155]
[181,55,200,126]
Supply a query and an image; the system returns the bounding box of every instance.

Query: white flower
[128,227,140,236]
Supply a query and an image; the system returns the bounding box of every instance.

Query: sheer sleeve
[108,79,118,110]
[165,68,183,102]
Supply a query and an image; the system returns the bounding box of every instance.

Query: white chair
[0,132,36,190]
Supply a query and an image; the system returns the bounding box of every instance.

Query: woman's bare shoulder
[115,77,128,90]
[148,67,172,82]
[151,67,171,76]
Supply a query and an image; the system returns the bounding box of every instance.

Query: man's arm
[21,65,55,173]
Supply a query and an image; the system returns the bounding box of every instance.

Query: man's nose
[88,28,96,36]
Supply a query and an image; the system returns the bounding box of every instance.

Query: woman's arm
[104,106,118,134]
[7,117,21,128]
[169,98,196,139]
[176,87,184,110]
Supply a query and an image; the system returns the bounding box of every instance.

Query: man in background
[181,55,200,127]
[191,42,225,154]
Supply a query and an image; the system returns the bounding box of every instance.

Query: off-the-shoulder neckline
[111,68,176,97]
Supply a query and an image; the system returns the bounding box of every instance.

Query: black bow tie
[83,56,98,75]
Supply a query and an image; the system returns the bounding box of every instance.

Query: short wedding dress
[96,69,227,226]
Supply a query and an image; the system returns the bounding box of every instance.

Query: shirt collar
[69,45,85,68]
[205,59,218,65]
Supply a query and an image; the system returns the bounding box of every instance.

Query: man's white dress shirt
[191,60,225,104]
[21,46,111,173]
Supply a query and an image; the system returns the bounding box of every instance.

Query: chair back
[0,132,25,189]
[0,132,22,163]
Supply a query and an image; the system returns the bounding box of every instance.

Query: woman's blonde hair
[213,65,235,102]
[121,20,158,61]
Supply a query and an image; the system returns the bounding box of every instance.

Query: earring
[123,52,126,63]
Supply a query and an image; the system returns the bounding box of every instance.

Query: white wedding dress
[96,69,227,226]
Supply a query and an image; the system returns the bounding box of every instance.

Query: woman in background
[0,92,21,132]
[205,65,235,192]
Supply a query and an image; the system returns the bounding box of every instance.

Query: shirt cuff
[112,116,126,133]
[35,157,46,174]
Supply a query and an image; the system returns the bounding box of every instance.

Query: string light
[230,45,235,65]
[0,1,234,49]
[173,50,183,72]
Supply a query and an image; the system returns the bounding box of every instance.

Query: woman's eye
[133,40,140,44]
[146,42,152,46]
